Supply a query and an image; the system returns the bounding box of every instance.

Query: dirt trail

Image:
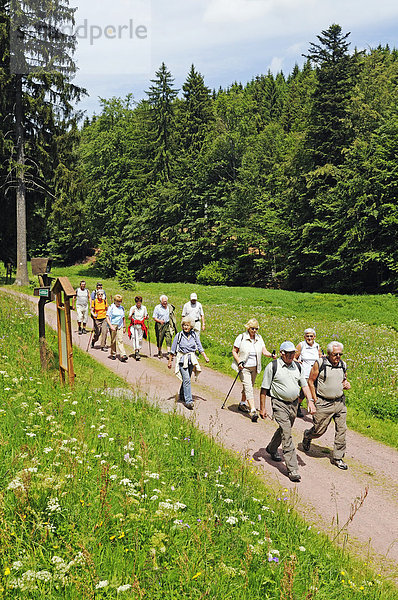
[3,289,398,578]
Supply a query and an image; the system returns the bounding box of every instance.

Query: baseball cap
[280,341,296,352]
[190,293,197,300]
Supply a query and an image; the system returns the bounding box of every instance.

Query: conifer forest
[1,17,398,293]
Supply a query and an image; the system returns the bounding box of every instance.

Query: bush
[116,265,136,291]
[196,261,230,286]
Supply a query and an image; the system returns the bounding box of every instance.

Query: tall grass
[0,292,396,598]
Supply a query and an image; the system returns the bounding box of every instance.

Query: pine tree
[5,0,83,284]
[304,24,359,167]
[146,63,178,181]
[181,64,213,154]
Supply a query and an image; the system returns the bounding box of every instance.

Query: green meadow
[6,262,398,448]
[0,291,396,598]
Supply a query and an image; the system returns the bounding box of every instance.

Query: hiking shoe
[238,403,250,413]
[251,411,259,423]
[135,350,140,361]
[157,351,163,358]
[91,340,95,348]
[265,446,282,462]
[109,355,116,360]
[297,405,304,418]
[82,328,87,334]
[288,471,301,483]
[120,355,128,362]
[184,402,194,410]
[101,347,107,352]
[332,458,348,470]
[78,329,82,335]
[302,430,311,452]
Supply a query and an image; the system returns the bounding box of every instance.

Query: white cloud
[268,56,284,73]
[68,0,398,114]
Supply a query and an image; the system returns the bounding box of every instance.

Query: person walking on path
[106,294,128,362]
[91,282,107,301]
[73,280,90,335]
[295,328,322,418]
[90,290,108,350]
[182,293,205,339]
[128,296,148,361]
[260,341,315,482]
[153,295,177,358]
[168,318,209,409]
[232,319,275,423]
[302,341,351,470]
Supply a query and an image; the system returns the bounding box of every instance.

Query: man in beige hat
[182,293,205,339]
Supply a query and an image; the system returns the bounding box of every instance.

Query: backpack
[315,356,346,386]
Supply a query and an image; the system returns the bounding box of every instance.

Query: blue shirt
[171,330,203,357]
[153,304,170,323]
[107,304,125,328]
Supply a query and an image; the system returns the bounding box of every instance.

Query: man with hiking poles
[260,341,316,482]
[302,341,351,470]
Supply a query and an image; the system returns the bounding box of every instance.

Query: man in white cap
[260,341,315,482]
[182,293,205,339]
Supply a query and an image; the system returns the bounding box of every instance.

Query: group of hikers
[73,280,350,483]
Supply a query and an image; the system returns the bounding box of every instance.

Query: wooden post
[53,277,76,386]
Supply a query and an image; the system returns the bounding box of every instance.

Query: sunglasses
[249,327,258,331]
[332,352,343,357]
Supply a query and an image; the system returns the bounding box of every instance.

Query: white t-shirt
[182,301,204,322]
[233,334,257,368]
[298,340,321,379]
[75,287,89,307]
[129,305,148,320]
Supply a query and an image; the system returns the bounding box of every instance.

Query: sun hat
[280,341,296,352]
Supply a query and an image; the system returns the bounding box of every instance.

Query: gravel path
[3,288,398,579]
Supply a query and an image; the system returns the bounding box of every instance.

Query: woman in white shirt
[232,319,274,422]
[295,327,322,417]
[128,296,148,361]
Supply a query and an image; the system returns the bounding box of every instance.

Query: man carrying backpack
[302,341,351,470]
[260,341,316,482]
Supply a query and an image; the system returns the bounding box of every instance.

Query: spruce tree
[304,24,358,167]
[146,62,178,181]
[5,0,83,284]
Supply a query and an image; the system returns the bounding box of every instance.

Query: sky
[70,0,398,116]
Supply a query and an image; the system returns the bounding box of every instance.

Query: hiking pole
[147,323,152,357]
[221,371,241,409]
[86,329,93,352]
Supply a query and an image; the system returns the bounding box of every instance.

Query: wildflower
[43,447,53,453]
[96,580,109,589]
[251,531,260,536]
[47,498,61,513]
[226,516,238,525]
[299,546,306,552]
[4,567,10,576]
[117,583,132,593]
[191,449,195,456]
[7,477,24,491]
[192,572,202,579]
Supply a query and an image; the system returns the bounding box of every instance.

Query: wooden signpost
[32,257,54,370]
[52,277,76,386]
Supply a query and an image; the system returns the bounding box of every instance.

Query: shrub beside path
[5,289,398,578]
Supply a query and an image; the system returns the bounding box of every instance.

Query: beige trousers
[110,327,126,357]
[239,366,257,411]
